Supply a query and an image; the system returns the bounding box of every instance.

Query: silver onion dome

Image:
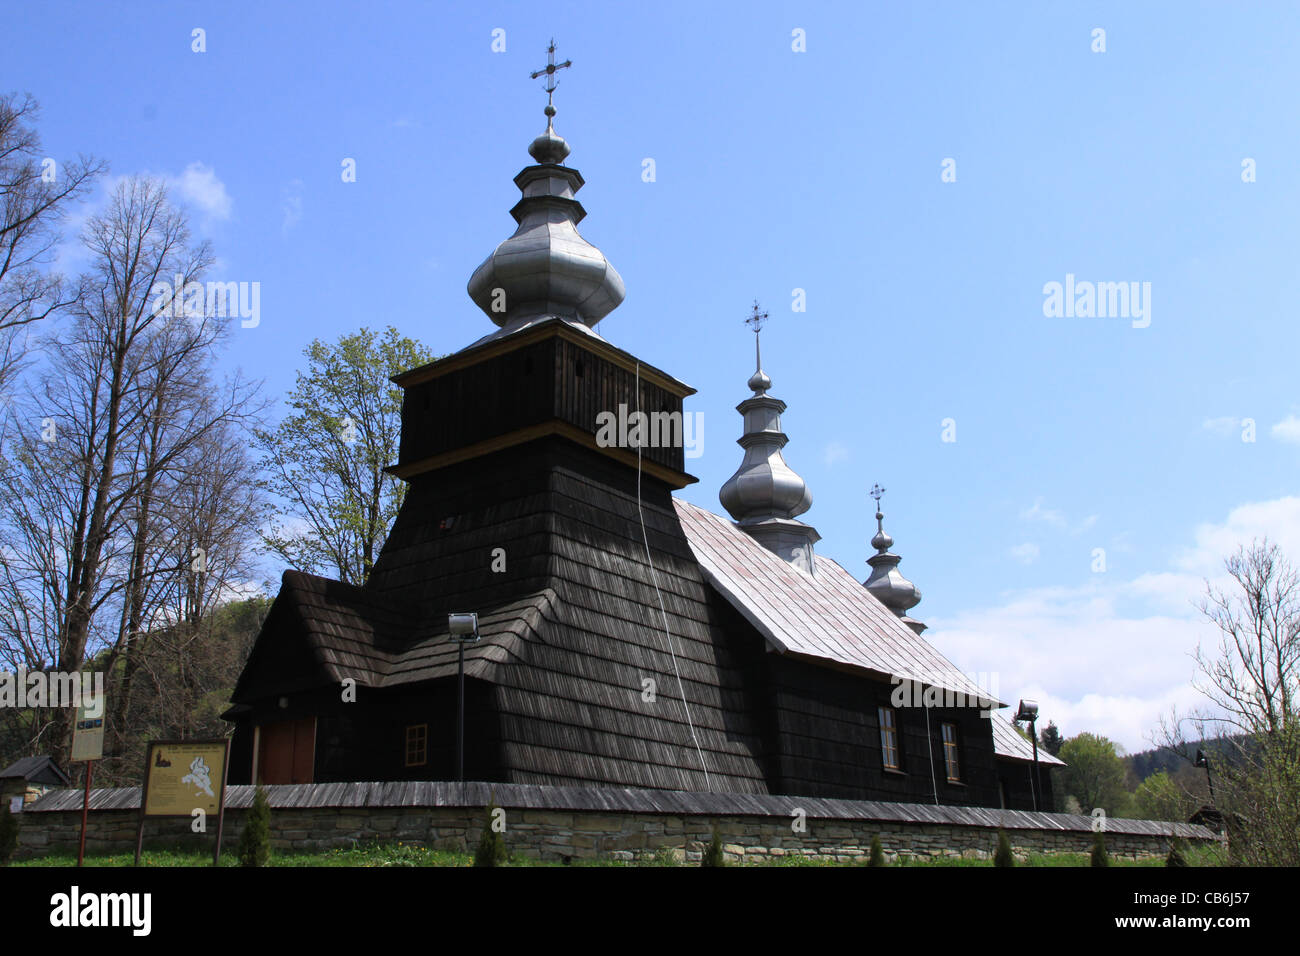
[466,112,625,336]
[720,321,819,573]
[863,497,926,634]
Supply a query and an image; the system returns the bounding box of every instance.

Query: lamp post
[1015,699,1040,811]
[1195,748,1216,805]
[448,612,480,783]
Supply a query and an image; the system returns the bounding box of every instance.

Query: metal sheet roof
[673,498,1064,767]
[27,780,1200,835]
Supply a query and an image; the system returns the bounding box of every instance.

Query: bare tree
[99,418,265,782]
[1159,539,1300,865]
[0,92,105,397]
[0,175,261,765]
[95,317,265,779]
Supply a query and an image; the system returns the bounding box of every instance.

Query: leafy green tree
[1039,721,1064,757]
[474,799,508,867]
[237,785,271,867]
[1060,732,1132,816]
[868,834,886,867]
[256,327,436,585]
[1134,770,1196,822]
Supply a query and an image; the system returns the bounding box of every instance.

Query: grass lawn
[11,841,1226,867]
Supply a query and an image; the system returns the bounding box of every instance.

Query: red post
[77,760,93,867]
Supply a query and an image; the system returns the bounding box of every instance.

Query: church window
[878,706,901,770]
[942,722,961,782]
[405,724,428,767]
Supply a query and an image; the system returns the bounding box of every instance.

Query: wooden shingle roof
[28,780,1198,836]
[0,755,71,786]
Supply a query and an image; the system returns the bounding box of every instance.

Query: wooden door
[257,716,315,784]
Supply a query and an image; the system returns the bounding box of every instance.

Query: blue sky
[8,1,1300,750]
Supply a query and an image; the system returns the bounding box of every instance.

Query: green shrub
[237,785,271,867]
[701,827,725,867]
[0,802,19,865]
[993,829,1015,867]
[868,834,886,867]
[1090,830,1109,867]
[647,845,679,866]
[473,799,508,867]
[1166,839,1188,867]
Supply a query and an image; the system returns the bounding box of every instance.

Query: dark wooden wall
[397,331,688,474]
[750,652,1004,807]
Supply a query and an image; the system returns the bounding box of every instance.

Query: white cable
[634,361,711,792]
[925,703,939,805]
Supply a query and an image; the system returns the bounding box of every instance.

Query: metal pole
[213,739,230,867]
[77,760,93,867]
[457,640,465,783]
[1028,718,1040,811]
[1205,760,1216,805]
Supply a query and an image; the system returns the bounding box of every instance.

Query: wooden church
[224,58,1061,810]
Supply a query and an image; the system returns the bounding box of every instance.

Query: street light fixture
[1194,748,1216,805]
[448,612,480,783]
[1015,699,1040,811]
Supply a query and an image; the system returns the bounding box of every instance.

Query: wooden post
[76,759,93,867]
[134,746,149,866]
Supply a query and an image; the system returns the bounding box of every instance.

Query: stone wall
[14,781,1218,863]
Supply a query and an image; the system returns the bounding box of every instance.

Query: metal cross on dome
[870,483,886,508]
[530,39,572,113]
[745,300,768,334]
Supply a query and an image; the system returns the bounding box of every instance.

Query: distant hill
[1125,736,1245,784]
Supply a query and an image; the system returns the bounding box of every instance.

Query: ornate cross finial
[530,39,572,128]
[870,483,887,535]
[745,300,771,388]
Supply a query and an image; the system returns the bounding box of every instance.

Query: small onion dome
[528,122,571,164]
[864,506,925,634]
[467,122,625,334]
[719,367,812,523]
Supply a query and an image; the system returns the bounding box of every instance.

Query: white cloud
[1170,496,1300,581]
[929,495,1300,752]
[54,163,231,272]
[1202,416,1240,437]
[1020,497,1097,535]
[281,179,304,236]
[1020,497,1066,528]
[1270,414,1300,445]
[823,441,849,467]
[1009,542,1039,564]
[166,162,232,223]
